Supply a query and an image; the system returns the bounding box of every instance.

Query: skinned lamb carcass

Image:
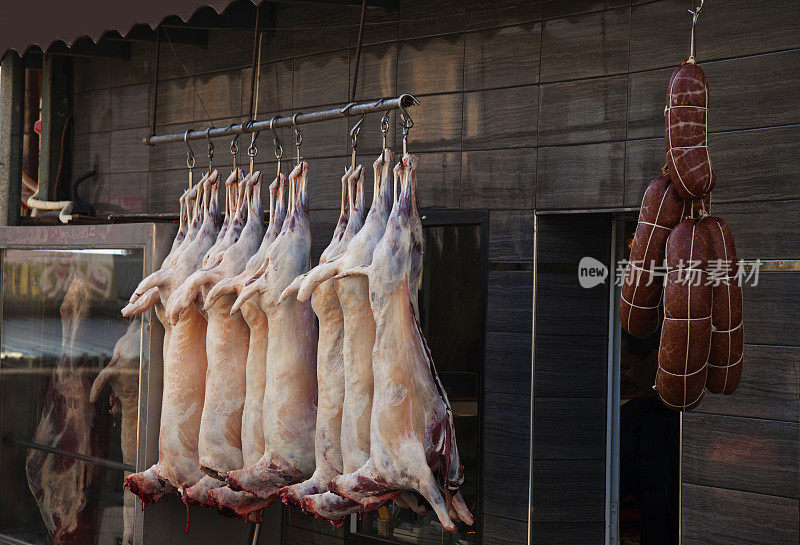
[201,170,247,270]
[204,175,289,520]
[171,172,266,509]
[224,161,317,512]
[328,155,473,532]
[282,151,423,522]
[114,179,203,504]
[123,171,221,497]
[278,165,366,508]
[90,318,142,545]
[25,277,103,545]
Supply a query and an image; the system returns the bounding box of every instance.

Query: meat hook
[349,114,365,170]
[376,98,391,154]
[184,129,195,188]
[270,116,284,176]
[205,127,214,172]
[244,121,259,175]
[397,93,420,155]
[688,0,704,63]
[340,101,357,116]
[292,113,303,166]
[225,123,239,170]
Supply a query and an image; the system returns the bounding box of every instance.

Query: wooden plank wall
[533,214,609,544]
[68,0,800,543]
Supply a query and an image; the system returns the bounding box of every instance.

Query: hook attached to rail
[292,113,303,166]
[342,101,365,170]
[398,93,420,155]
[205,127,214,172]
[184,129,195,188]
[376,98,391,155]
[687,0,704,63]
[270,116,284,176]
[224,123,239,170]
[243,121,259,175]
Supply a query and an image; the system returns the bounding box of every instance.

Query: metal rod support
[5,437,136,472]
[142,94,418,145]
[149,29,161,138]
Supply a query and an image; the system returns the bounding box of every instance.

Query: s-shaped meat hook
[398,93,420,156]
[342,102,365,170]
[225,123,239,171]
[243,120,259,175]
[205,127,214,172]
[184,129,195,188]
[376,98,391,161]
[292,113,303,166]
[270,116,284,177]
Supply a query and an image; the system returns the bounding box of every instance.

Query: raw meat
[174,172,267,509]
[280,151,397,522]
[123,171,221,495]
[328,155,473,532]
[26,277,100,545]
[279,166,366,508]
[204,175,289,520]
[225,161,317,511]
[90,318,143,545]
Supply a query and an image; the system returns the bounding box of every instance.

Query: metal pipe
[142,94,417,145]
[5,437,136,472]
[149,29,161,139]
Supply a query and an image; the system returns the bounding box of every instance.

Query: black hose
[71,170,97,216]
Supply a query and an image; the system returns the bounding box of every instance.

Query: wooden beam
[39,54,72,201]
[0,52,24,226]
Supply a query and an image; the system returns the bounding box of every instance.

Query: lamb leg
[124,464,177,505]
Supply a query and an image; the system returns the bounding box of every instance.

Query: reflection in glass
[0,249,143,545]
[356,225,482,545]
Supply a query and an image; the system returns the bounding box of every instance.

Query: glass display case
[0,224,176,545]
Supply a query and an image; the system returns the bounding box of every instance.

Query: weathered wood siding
[69,0,800,543]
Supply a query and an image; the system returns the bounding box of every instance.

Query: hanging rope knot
[687,0,704,63]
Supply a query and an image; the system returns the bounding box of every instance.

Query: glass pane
[616,220,680,545]
[356,224,482,545]
[0,248,144,545]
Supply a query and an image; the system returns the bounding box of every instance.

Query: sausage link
[665,62,716,200]
[619,173,685,338]
[656,217,715,411]
[705,217,744,394]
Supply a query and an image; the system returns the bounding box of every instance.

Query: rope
[163,27,214,126]
[350,0,367,103]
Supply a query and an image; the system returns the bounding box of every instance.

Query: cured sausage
[665,62,716,200]
[706,217,744,394]
[619,173,684,339]
[656,217,714,410]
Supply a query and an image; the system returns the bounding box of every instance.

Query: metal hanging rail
[142,94,418,146]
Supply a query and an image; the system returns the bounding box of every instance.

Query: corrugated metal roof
[0,0,250,57]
